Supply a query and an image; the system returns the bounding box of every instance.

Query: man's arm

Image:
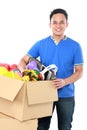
[17,54,30,72]
[53,65,83,89]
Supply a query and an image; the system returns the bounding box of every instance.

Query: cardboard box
[0,113,37,130]
[0,76,58,121]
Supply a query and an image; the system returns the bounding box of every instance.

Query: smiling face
[49,13,68,40]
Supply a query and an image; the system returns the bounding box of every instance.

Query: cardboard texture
[0,113,37,130]
[0,76,58,121]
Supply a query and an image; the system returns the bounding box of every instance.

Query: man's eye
[52,21,65,25]
[52,22,57,24]
[60,21,65,24]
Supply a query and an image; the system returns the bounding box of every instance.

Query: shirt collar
[50,35,67,45]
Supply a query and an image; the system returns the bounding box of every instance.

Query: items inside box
[26,56,58,80]
[0,56,58,81]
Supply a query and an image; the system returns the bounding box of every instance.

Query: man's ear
[66,22,69,28]
[49,23,51,28]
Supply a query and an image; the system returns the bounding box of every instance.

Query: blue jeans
[37,97,75,130]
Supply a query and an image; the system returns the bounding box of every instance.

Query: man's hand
[52,78,66,89]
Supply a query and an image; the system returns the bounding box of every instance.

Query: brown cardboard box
[0,113,37,130]
[0,76,58,121]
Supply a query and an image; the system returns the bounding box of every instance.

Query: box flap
[0,76,24,101]
[0,113,38,130]
[27,81,58,105]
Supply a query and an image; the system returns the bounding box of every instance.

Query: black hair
[50,8,68,21]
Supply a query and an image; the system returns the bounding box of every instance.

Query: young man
[18,8,84,130]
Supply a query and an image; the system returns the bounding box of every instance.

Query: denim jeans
[37,97,75,130]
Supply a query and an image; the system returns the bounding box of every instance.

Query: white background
[0,0,87,130]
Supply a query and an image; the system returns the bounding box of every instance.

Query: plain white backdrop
[0,0,87,130]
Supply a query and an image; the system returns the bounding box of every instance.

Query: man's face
[49,13,68,37]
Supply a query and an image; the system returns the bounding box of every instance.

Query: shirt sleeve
[74,44,84,65]
[27,41,40,58]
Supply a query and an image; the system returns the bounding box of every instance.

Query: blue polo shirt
[27,36,84,98]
